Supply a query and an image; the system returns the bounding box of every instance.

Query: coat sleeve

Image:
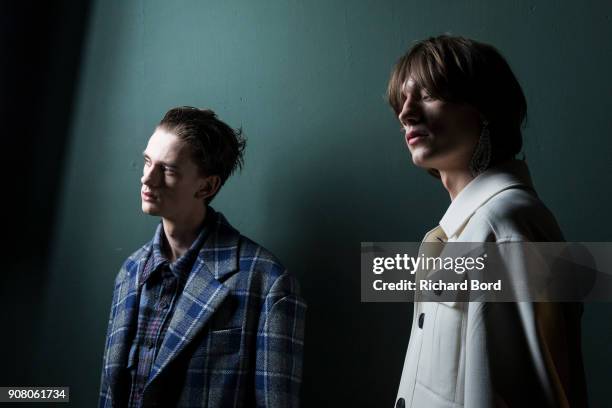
[464,240,588,408]
[255,272,307,408]
[98,270,124,408]
[466,301,587,408]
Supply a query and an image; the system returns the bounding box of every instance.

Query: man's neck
[161,206,207,262]
[439,168,475,201]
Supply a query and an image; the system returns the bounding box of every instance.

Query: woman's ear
[196,175,222,200]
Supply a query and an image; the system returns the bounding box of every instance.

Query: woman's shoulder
[461,187,564,242]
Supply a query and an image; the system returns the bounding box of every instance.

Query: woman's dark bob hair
[388,35,527,173]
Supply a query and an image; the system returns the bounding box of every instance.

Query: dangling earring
[469,119,492,177]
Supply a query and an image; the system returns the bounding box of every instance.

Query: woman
[388,35,587,408]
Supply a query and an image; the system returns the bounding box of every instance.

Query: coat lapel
[147,210,240,386]
[105,256,147,402]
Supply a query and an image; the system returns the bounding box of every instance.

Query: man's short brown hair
[158,106,246,203]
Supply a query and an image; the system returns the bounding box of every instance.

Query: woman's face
[398,77,482,173]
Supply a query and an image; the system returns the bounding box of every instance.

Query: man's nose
[141,165,159,186]
[398,95,422,126]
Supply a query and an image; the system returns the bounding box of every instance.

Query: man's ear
[196,175,222,200]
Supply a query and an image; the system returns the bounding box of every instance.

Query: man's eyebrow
[142,152,179,169]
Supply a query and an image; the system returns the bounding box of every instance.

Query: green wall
[33,0,612,406]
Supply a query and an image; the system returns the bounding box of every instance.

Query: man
[99,107,306,407]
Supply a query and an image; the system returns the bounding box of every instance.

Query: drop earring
[469,119,491,177]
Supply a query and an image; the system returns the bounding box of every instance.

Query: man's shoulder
[213,210,286,274]
[126,242,152,262]
[471,187,564,241]
[237,234,285,270]
[216,219,297,297]
[232,232,286,280]
[115,241,152,283]
[234,234,302,299]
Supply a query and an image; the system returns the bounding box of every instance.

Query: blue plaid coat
[99,209,306,407]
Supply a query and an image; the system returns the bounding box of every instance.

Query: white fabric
[395,160,584,408]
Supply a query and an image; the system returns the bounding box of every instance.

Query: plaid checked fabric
[126,220,209,407]
[99,208,306,407]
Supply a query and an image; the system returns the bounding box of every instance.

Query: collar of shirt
[438,159,535,240]
[139,213,213,287]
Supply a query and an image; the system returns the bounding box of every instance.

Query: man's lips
[141,191,157,201]
[406,129,428,145]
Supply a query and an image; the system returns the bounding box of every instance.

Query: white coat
[395,160,587,408]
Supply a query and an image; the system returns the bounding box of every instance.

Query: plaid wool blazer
[99,209,306,407]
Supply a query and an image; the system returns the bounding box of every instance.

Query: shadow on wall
[261,123,413,407]
[0,0,92,387]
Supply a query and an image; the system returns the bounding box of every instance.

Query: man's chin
[411,155,430,168]
[141,202,161,216]
[410,150,438,169]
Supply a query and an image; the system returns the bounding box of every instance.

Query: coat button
[418,313,425,329]
[395,397,405,408]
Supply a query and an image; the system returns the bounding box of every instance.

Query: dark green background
[3,1,611,406]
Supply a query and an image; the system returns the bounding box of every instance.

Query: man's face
[398,77,481,172]
[141,128,207,221]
